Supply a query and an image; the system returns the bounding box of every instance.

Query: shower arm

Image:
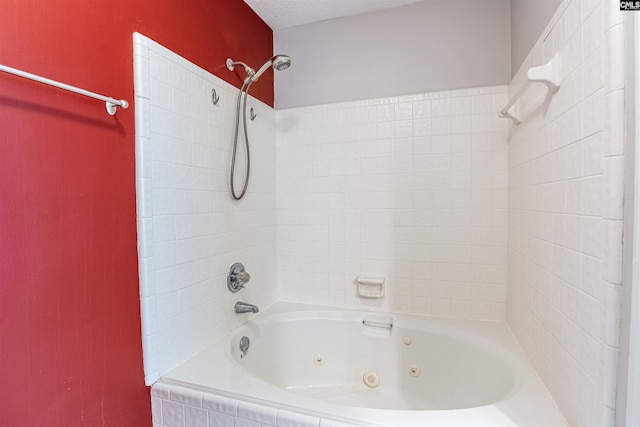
[226,59,255,79]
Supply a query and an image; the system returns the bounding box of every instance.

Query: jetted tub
[158,302,568,426]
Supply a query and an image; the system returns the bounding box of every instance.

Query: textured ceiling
[244,0,425,30]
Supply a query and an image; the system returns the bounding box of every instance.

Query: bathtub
[154,302,567,427]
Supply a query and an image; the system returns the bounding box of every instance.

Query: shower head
[251,54,291,82]
[272,55,292,71]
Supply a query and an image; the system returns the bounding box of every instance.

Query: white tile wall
[506,1,624,426]
[151,381,366,427]
[276,86,510,321]
[134,33,278,385]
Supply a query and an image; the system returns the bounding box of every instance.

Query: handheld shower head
[251,54,291,82]
[272,55,292,71]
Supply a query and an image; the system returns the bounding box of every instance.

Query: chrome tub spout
[234,301,259,313]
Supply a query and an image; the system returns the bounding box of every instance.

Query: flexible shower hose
[230,78,253,200]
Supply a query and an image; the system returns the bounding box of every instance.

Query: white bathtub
[157,302,568,427]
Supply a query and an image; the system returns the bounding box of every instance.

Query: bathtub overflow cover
[363,370,380,388]
[239,336,250,355]
[314,354,324,366]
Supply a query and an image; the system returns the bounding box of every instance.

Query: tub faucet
[234,301,259,313]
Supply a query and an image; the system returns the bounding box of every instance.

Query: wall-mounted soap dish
[356,275,385,298]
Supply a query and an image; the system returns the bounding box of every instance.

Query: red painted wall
[0,1,272,426]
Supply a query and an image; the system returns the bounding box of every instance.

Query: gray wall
[510,0,562,76]
[274,0,511,109]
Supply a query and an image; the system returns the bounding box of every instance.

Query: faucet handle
[236,271,250,286]
[227,262,250,293]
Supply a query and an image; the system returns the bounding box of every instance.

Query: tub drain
[363,370,380,388]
